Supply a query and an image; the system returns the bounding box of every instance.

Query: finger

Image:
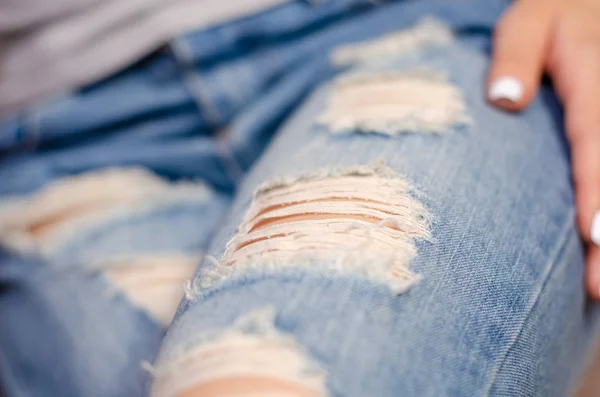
[570,124,600,245]
[586,245,600,300]
[549,11,600,300]
[487,0,559,111]
[551,15,600,295]
[548,16,600,244]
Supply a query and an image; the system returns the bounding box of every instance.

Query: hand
[488,0,600,299]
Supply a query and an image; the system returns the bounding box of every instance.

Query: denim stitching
[169,39,224,128]
[482,212,577,396]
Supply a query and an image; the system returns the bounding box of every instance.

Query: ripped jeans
[0,1,598,397]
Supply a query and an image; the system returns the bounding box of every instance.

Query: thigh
[151,34,599,397]
[0,168,230,397]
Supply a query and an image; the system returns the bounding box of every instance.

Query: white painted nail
[591,211,600,246]
[488,76,524,102]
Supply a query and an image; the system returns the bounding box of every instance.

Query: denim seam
[168,38,224,128]
[482,212,577,396]
[213,138,245,186]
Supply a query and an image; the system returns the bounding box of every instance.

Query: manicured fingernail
[488,76,524,102]
[591,211,600,246]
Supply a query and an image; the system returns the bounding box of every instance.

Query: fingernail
[488,76,524,102]
[592,211,600,246]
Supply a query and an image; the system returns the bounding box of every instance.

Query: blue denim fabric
[0,185,231,397]
[151,39,600,396]
[0,0,509,195]
[1,0,598,397]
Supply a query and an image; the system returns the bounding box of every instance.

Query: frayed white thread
[150,308,328,397]
[346,217,407,232]
[318,69,471,135]
[205,254,220,268]
[199,249,422,295]
[141,360,157,376]
[191,162,430,296]
[157,308,277,366]
[184,254,227,300]
[256,159,397,195]
[0,168,212,257]
[333,69,447,87]
[331,17,453,66]
[183,280,195,301]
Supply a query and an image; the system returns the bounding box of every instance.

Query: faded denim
[0,1,598,397]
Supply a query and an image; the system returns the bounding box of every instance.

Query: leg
[150,28,599,397]
[0,51,232,397]
[0,168,230,397]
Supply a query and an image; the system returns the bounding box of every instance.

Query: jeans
[0,1,597,397]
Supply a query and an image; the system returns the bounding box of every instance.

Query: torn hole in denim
[193,161,431,296]
[149,308,328,397]
[318,69,471,135]
[98,253,202,327]
[331,17,453,67]
[0,168,211,256]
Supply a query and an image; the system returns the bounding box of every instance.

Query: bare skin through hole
[250,197,403,221]
[104,257,198,327]
[249,213,402,233]
[152,169,433,397]
[176,376,320,397]
[235,233,288,251]
[26,202,108,236]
